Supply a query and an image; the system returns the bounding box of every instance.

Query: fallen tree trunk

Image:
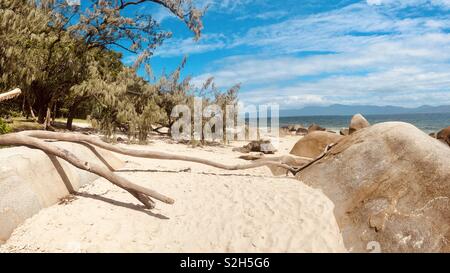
[0,130,315,211]
[18,130,304,174]
[0,133,174,209]
[0,88,21,102]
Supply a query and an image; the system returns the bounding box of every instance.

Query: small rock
[340,128,350,136]
[349,113,370,134]
[308,124,326,133]
[296,127,308,136]
[234,140,277,154]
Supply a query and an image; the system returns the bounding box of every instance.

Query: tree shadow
[46,151,169,220]
[75,192,170,220]
[48,154,76,193]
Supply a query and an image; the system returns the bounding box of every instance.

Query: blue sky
[120,0,450,110]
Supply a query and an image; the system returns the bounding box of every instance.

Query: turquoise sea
[279,113,450,133]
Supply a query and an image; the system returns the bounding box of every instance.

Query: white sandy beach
[0,136,347,253]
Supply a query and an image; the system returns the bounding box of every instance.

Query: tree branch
[0,133,174,209]
[18,130,303,174]
[119,0,147,9]
[295,144,336,174]
[0,88,22,102]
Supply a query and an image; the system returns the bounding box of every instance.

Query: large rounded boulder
[290,131,344,158]
[296,122,450,252]
[349,113,370,134]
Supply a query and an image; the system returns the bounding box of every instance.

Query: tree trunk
[22,96,26,117]
[52,103,57,123]
[24,94,36,120]
[66,103,77,130]
[34,86,49,124]
[0,130,323,211]
[19,130,310,174]
[29,104,37,120]
[44,105,52,130]
[37,103,47,124]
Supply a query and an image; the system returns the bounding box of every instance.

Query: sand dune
[0,137,346,253]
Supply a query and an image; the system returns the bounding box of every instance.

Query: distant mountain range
[280,104,450,117]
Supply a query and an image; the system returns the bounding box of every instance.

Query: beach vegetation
[0,0,239,142]
[0,118,11,134]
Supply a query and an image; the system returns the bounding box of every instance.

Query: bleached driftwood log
[18,130,305,174]
[0,133,173,209]
[0,88,21,102]
[0,130,319,209]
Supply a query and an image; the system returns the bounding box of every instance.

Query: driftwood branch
[0,133,174,209]
[239,144,336,176]
[18,131,303,174]
[294,143,336,174]
[0,88,21,102]
[0,130,321,210]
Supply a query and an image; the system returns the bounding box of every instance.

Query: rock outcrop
[290,131,344,158]
[280,125,308,136]
[0,142,124,243]
[296,122,450,252]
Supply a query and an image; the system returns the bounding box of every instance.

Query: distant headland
[280,104,450,117]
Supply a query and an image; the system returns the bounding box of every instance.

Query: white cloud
[235,64,450,108]
[194,0,258,12]
[152,6,176,23]
[122,55,138,66]
[155,34,228,57]
[232,3,450,54]
[151,1,450,107]
[236,10,289,21]
[367,0,383,5]
[366,0,450,8]
[189,2,450,108]
[149,0,257,23]
[154,1,450,57]
[193,32,450,85]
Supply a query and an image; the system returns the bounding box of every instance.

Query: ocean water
[279,113,450,133]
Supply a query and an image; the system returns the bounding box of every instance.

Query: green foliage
[88,58,240,143]
[89,68,165,142]
[0,118,11,134]
[0,0,205,125]
[0,0,240,143]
